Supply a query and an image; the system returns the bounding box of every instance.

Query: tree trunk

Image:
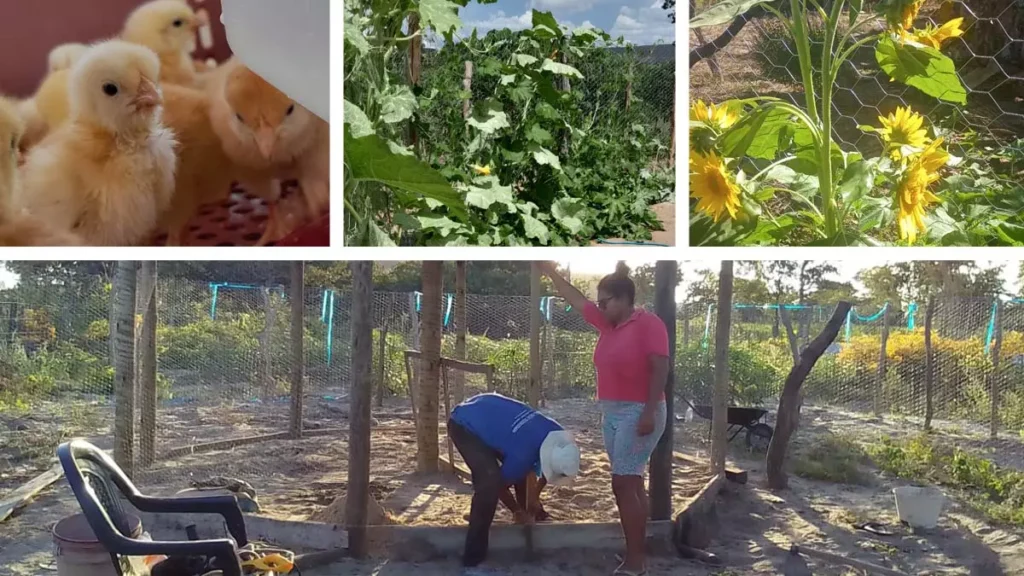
[778,305,800,366]
[417,263,442,473]
[874,305,890,416]
[765,302,852,490]
[710,261,734,475]
[528,263,542,408]
[113,262,137,477]
[649,261,676,521]
[454,262,467,404]
[139,262,158,468]
[346,262,373,558]
[289,262,305,439]
[408,292,420,422]
[924,296,935,431]
[990,298,1003,439]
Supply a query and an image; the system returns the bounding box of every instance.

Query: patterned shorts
[600,400,667,476]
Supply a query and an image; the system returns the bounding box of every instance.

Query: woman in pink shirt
[539,261,670,576]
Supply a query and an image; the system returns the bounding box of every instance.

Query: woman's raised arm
[536,262,591,312]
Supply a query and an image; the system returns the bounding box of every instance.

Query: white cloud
[462,10,534,35]
[530,0,597,13]
[609,0,675,45]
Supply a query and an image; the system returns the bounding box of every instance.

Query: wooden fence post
[113,262,137,477]
[139,262,158,468]
[990,298,1003,439]
[710,261,734,475]
[289,262,305,439]
[529,263,542,408]
[346,261,373,558]
[924,296,935,431]
[462,61,473,125]
[649,261,677,521]
[874,304,890,417]
[417,263,442,473]
[454,262,467,404]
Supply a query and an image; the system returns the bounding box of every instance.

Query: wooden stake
[649,261,676,521]
[710,262,733,475]
[875,304,890,416]
[376,314,389,408]
[289,262,305,439]
[529,263,542,408]
[139,262,158,468]
[347,261,373,558]
[113,262,137,477]
[417,263,442,473]
[454,262,467,404]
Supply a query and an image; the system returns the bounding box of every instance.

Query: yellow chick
[17,40,177,246]
[48,43,90,73]
[159,83,275,245]
[208,59,329,236]
[0,98,80,246]
[122,0,204,86]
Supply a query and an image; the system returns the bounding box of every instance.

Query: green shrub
[793,433,872,485]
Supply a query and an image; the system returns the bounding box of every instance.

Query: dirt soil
[4,398,1024,575]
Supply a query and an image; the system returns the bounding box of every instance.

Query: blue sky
[455,0,676,46]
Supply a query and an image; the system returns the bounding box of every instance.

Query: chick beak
[256,127,276,159]
[132,77,161,112]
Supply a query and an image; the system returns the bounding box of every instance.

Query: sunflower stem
[819,0,846,239]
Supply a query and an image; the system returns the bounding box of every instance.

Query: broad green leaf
[722,107,798,160]
[467,100,510,134]
[366,221,396,246]
[343,100,373,138]
[379,86,417,124]
[552,197,585,235]
[477,57,503,77]
[463,176,516,213]
[386,140,414,156]
[344,125,467,219]
[529,143,562,171]
[500,74,517,85]
[526,124,553,144]
[522,213,551,244]
[837,160,874,211]
[875,37,967,105]
[513,53,539,67]
[344,21,370,56]
[532,10,562,37]
[418,215,462,237]
[719,107,773,158]
[690,0,773,28]
[765,165,819,197]
[419,0,461,35]
[540,59,583,79]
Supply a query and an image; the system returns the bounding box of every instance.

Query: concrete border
[674,474,725,551]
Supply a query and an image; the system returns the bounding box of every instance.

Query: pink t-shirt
[582,301,670,403]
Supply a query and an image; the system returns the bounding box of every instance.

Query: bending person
[538,261,670,576]
[448,392,580,569]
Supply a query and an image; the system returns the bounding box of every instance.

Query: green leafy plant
[690,0,970,246]
[344,2,673,246]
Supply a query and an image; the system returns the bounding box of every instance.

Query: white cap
[539,430,580,486]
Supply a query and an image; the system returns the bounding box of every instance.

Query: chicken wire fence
[689,0,1024,184]
[685,295,1024,470]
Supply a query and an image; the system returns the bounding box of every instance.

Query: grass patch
[867,434,1024,527]
[792,433,872,485]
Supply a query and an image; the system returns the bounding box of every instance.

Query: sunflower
[895,138,949,243]
[691,151,741,223]
[878,106,930,160]
[906,18,965,50]
[690,100,738,132]
[886,0,924,31]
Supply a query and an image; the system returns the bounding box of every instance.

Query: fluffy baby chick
[122,0,204,86]
[0,98,80,246]
[48,43,90,73]
[159,83,275,245]
[18,41,177,246]
[209,59,329,228]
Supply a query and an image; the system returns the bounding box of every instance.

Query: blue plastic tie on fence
[702,304,714,349]
[209,284,219,319]
[907,302,917,330]
[844,308,853,342]
[443,294,454,327]
[852,302,888,323]
[414,291,422,313]
[326,290,335,366]
[321,289,329,322]
[985,300,998,355]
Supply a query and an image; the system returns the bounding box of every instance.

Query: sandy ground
[4,397,1024,575]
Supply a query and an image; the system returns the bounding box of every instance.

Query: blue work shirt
[450,393,563,484]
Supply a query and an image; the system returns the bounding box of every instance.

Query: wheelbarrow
[680,397,774,451]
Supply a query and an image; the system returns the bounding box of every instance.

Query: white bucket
[893,485,946,529]
[220,0,330,122]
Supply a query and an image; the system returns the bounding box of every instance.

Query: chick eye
[173,19,184,27]
[235,113,245,123]
[286,104,295,116]
[102,83,118,97]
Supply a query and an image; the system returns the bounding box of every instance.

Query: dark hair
[597,262,635,306]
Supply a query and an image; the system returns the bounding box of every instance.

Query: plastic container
[220,0,330,122]
[893,485,946,529]
[52,513,142,576]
